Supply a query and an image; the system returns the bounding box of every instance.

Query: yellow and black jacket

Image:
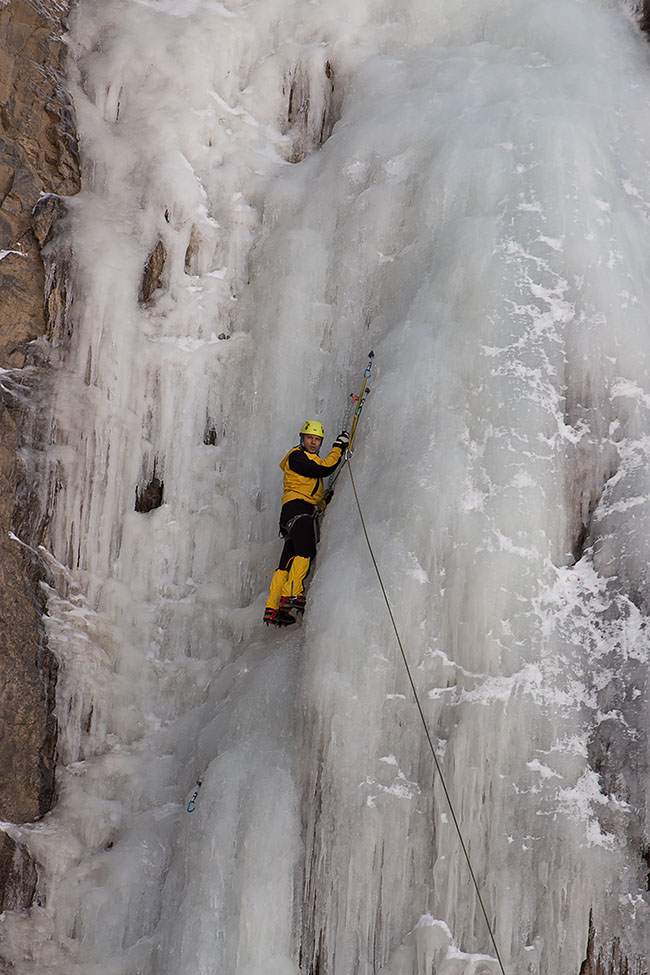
[280,444,343,507]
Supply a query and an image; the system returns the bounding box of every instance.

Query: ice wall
[2,0,650,973]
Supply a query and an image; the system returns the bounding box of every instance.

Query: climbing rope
[329,351,374,492]
[346,458,508,975]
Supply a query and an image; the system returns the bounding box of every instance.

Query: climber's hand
[333,431,350,450]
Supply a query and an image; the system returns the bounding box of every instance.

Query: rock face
[135,469,165,513]
[280,57,342,163]
[642,4,650,37]
[140,239,167,302]
[0,0,80,902]
[0,831,37,912]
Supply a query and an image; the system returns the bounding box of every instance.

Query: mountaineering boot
[279,595,302,617]
[282,593,306,614]
[265,569,298,627]
[279,596,300,619]
[264,605,296,627]
[276,609,296,627]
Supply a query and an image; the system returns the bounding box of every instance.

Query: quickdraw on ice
[186,780,202,813]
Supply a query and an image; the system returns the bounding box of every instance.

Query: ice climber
[264,420,349,626]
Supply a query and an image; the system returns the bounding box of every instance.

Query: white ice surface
[2,0,650,972]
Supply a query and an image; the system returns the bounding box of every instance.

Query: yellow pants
[265,557,311,609]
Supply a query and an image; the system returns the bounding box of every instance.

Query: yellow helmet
[300,420,324,438]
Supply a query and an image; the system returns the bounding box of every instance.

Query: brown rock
[0,830,37,912]
[280,57,341,163]
[0,0,79,860]
[184,225,201,275]
[31,193,67,248]
[642,4,650,37]
[579,910,645,975]
[140,240,167,302]
[135,467,165,512]
[0,405,57,824]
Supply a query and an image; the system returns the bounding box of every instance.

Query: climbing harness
[279,509,320,539]
[280,509,321,545]
[186,780,202,813]
[346,457,508,975]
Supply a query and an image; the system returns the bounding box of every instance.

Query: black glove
[321,488,334,507]
[333,431,350,450]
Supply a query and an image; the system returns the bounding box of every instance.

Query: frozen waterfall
[3,0,650,972]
